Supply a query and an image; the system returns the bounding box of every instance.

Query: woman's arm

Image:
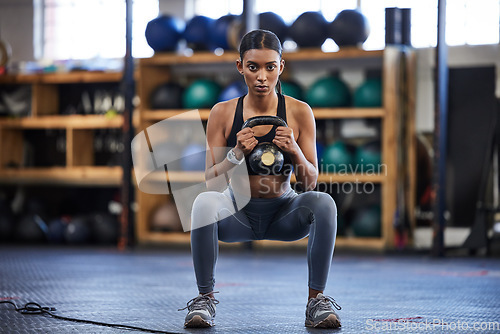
[273,101,318,191]
[204,103,257,191]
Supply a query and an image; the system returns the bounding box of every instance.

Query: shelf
[0,167,122,186]
[0,74,40,84]
[0,71,122,84]
[313,108,385,119]
[138,232,386,250]
[284,48,384,62]
[39,72,122,84]
[0,115,124,129]
[317,173,385,183]
[141,108,385,122]
[139,48,384,66]
[142,172,386,184]
[142,110,211,122]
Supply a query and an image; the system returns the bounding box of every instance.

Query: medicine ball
[289,12,328,48]
[351,205,381,237]
[145,15,185,52]
[211,14,238,50]
[184,15,216,51]
[355,140,382,173]
[353,78,382,107]
[316,142,325,164]
[321,141,355,173]
[306,76,351,107]
[329,9,370,47]
[218,80,247,102]
[16,214,48,243]
[47,217,69,244]
[65,216,91,245]
[183,79,222,109]
[150,82,184,109]
[181,144,206,171]
[280,80,304,100]
[89,213,118,245]
[227,12,288,50]
[259,12,288,44]
[150,201,182,232]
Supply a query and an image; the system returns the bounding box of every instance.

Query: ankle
[201,292,215,299]
[308,288,323,300]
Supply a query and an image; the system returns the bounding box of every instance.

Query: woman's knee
[191,191,225,231]
[300,192,337,233]
[301,191,337,216]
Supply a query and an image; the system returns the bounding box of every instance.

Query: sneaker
[305,293,342,328]
[178,292,219,328]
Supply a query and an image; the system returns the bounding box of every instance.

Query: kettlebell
[241,115,288,174]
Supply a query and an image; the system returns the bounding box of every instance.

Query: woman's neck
[245,91,278,115]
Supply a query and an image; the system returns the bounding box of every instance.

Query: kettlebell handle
[241,116,287,130]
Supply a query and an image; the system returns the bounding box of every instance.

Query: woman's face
[237,48,284,96]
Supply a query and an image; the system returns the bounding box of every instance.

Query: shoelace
[310,295,342,315]
[177,291,220,312]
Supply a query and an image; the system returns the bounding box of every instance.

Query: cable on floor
[0,300,182,334]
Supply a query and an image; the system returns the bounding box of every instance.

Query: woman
[179,29,341,329]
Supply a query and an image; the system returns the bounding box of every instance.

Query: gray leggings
[190,187,338,294]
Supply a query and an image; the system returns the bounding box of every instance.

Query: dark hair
[239,29,283,94]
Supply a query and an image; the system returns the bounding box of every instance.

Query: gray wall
[415,45,500,132]
[0,0,34,62]
[159,0,190,18]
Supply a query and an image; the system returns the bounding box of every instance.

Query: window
[194,0,500,49]
[42,0,158,60]
[446,0,499,46]
[192,0,242,19]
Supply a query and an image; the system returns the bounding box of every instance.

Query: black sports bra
[226,94,293,176]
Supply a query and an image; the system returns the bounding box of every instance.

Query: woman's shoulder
[283,95,314,120]
[208,97,239,122]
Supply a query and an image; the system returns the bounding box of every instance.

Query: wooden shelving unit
[0,166,122,186]
[0,71,124,187]
[0,114,123,129]
[136,47,416,250]
[141,108,385,122]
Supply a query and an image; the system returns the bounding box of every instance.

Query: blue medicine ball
[218,81,248,102]
[184,15,216,50]
[211,14,238,50]
[181,144,206,171]
[259,12,288,44]
[145,15,185,52]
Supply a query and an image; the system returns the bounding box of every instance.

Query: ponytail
[276,78,282,95]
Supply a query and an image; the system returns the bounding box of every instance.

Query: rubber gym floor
[1,245,500,334]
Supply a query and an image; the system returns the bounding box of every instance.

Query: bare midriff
[248,174,291,198]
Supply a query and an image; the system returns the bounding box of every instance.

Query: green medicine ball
[351,205,381,237]
[281,80,304,100]
[183,79,222,109]
[306,76,351,107]
[354,141,382,173]
[353,78,382,107]
[321,141,354,173]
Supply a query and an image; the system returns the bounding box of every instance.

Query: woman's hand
[235,128,258,159]
[273,126,299,155]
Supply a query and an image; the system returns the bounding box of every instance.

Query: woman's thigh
[263,191,334,241]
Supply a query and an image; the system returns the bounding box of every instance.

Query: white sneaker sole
[184,315,214,328]
[305,314,341,329]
